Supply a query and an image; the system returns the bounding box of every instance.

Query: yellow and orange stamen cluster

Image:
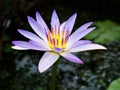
[46,26,69,52]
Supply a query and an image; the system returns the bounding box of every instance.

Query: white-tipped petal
[38,52,60,73]
[68,40,92,49]
[69,43,107,52]
[11,46,29,50]
[12,41,48,51]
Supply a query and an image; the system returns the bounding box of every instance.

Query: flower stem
[50,60,59,90]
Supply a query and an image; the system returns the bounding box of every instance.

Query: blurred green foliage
[107,78,120,90]
[85,20,120,44]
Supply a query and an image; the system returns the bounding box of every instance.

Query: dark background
[0,0,120,90]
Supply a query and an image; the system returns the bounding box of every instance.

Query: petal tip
[97,44,107,50]
[96,44,107,50]
[53,9,57,13]
[87,21,94,26]
[89,21,94,24]
[27,16,32,21]
[11,46,28,50]
[12,41,16,44]
[11,46,15,49]
[38,65,46,73]
[102,46,107,50]
[36,11,39,14]
[27,16,30,19]
[17,29,22,33]
[76,59,84,64]
[72,13,77,18]
[92,27,96,29]
[79,61,84,64]
[74,13,77,16]
[52,10,57,16]
[11,46,22,50]
[36,11,40,18]
[38,69,44,73]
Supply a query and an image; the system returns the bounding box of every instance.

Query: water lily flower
[12,10,106,73]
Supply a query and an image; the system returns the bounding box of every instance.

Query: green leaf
[107,78,120,90]
[84,20,120,44]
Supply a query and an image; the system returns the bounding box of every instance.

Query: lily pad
[107,78,120,90]
[84,20,120,44]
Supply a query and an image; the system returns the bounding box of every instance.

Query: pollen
[46,26,69,50]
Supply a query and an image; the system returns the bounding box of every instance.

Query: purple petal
[74,27,95,40]
[36,11,49,30]
[18,29,50,49]
[12,41,48,51]
[60,21,66,31]
[18,29,44,43]
[60,21,66,37]
[29,40,50,50]
[38,52,60,73]
[67,27,95,48]
[69,40,92,49]
[51,10,60,28]
[60,52,83,64]
[69,22,93,39]
[54,47,63,53]
[27,16,47,42]
[69,43,107,52]
[64,13,77,34]
[76,22,93,32]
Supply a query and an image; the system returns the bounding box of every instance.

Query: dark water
[0,41,120,90]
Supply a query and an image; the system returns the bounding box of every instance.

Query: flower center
[46,26,69,52]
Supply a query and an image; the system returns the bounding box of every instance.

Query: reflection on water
[15,55,38,75]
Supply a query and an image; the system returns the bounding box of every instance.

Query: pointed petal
[36,11,49,30]
[60,21,66,37]
[64,13,77,34]
[51,10,60,28]
[69,40,92,49]
[38,52,60,73]
[29,40,50,50]
[18,29,50,49]
[27,16,47,42]
[60,21,66,31]
[75,27,95,40]
[69,22,93,39]
[77,22,93,31]
[69,43,107,52]
[18,29,44,43]
[60,52,83,64]
[12,41,48,51]
[67,27,95,48]
[11,46,29,50]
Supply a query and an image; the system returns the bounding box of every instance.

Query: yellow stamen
[46,26,69,52]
